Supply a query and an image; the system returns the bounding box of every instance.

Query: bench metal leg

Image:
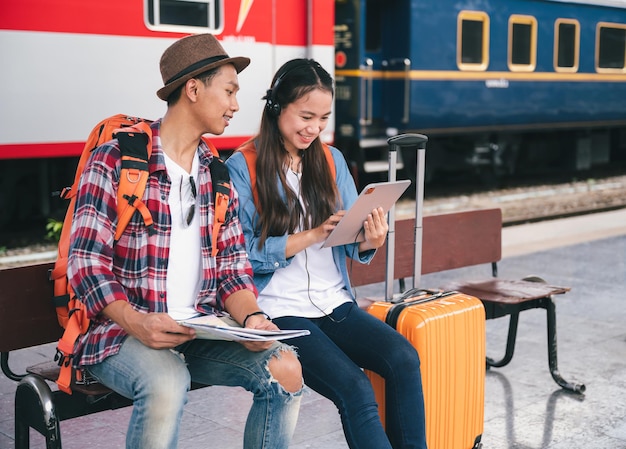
[1,352,26,381]
[486,312,520,368]
[15,374,62,449]
[486,297,585,394]
[545,298,586,394]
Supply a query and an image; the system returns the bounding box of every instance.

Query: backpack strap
[114,121,155,241]
[115,130,229,255]
[54,296,89,394]
[238,141,336,213]
[323,145,337,180]
[202,137,230,257]
[238,140,260,210]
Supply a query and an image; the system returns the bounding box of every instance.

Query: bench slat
[349,208,502,288]
[27,361,114,396]
[441,279,570,304]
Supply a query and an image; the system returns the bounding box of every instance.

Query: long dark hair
[254,59,338,248]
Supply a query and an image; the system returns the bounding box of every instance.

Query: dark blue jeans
[273,301,427,449]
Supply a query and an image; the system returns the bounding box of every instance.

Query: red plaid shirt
[68,119,257,367]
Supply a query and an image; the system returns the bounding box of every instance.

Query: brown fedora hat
[157,33,250,101]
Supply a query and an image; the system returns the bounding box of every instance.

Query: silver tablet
[322,180,411,248]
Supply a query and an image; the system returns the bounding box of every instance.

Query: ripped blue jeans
[87,336,302,449]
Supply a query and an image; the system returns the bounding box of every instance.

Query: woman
[226,58,427,449]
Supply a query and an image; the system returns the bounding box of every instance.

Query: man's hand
[128,312,197,349]
[239,313,279,352]
[102,300,196,349]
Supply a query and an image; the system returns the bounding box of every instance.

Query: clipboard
[322,180,411,248]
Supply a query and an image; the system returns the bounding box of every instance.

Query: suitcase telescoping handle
[385,134,428,302]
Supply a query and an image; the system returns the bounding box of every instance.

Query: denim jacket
[226,144,376,297]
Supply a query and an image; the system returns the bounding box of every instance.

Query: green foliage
[46,218,63,243]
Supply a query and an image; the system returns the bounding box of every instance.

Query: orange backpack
[236,140,336,211]
[50,114,230,394]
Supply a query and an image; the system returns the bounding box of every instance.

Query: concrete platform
[1,209,625,448]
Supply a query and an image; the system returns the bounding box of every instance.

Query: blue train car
[334,0,626,183]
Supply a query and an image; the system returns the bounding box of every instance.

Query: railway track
[397,173,626,225]
[1,173,625,268]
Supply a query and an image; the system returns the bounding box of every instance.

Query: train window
[457,11,490,71]
[508,15,537,72]
[145,0,224,33]
[596,22,626,72]
[554,19,579,72]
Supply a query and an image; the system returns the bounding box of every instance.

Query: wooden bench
[0,208,585,448]
[0,262,210,449]
[349,208,585,394]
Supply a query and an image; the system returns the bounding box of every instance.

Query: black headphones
[264,60,311,117]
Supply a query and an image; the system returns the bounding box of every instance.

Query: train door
[334,0,411,182]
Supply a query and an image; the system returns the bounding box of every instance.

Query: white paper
[178,315,310,342]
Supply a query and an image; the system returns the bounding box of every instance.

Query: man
[67,33,303,449]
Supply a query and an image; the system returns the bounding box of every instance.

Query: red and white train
[0,0,334,230]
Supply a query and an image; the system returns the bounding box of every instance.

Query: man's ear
[185,78,200,102]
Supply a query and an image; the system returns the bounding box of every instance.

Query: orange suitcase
[365,291,485,449]
[363,135,485,449]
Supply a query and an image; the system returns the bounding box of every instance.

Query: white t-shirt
[163,152,202,321]
[257,169,352,319]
